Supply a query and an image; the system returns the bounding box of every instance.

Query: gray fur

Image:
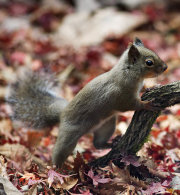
[6,71,68,128]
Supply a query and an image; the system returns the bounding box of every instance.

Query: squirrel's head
[128,37,167,78]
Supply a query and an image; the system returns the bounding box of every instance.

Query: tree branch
[90,81,180,168]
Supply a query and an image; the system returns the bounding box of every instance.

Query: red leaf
[41,137,51,147]
[27,131,44,147]
[147,144,166,162]
[176,130,180,139]
[156,115,168,122]
[121,155,140,167]
[28,179,45,186]
[151,129,163,139]
[86,46,103,67]
[103,36,130,56]
[176,109,180,116]
[143,5,164,21]
[47,169,69,187]
[161,132,178,149]
[141,182,166,195]
[87,169,111,187]
[34,40,57,55]
[9,2,29,16]
[10,51,26,65]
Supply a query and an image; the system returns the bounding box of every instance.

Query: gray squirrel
[6,38,167,167]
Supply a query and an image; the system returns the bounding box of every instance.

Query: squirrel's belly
[89,114,114,133]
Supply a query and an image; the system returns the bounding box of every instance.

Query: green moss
[132,133,151,154]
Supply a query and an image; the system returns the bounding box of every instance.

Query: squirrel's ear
[128,44,140,64]
[133,37,144,47]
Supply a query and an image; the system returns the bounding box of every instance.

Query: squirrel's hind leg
[52,125,83,167]
[93,116,116,149]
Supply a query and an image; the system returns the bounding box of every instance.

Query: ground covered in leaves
[0,0,180,194]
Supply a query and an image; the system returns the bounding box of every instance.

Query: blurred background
[0,0,180,98]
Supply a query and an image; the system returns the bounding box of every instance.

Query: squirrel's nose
[163,63,168,71]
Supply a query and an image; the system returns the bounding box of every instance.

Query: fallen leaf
[47,169,69,187]
[121,155,141,167]
[141,182,166,195]
[60,177,78,190]
[56,8,147,47]
[0,176,22,195]
[86,169,111,187]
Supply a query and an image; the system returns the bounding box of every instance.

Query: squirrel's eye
[146,60,154,66]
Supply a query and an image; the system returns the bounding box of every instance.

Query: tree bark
[90,81,180,168]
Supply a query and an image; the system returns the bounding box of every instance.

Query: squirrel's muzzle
[163,63,168,71]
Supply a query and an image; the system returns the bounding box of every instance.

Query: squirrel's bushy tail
[6,71,68,129]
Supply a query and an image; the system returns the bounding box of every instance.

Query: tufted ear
[128,44,140,64]
[133,37,144,47]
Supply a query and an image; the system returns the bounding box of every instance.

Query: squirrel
[6,38,167,167]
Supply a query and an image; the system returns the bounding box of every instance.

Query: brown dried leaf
[0,119,13,134]
[0,144,46,170]
[111,164,147,189]
[60,177,78,190]
[0,176,22,195]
